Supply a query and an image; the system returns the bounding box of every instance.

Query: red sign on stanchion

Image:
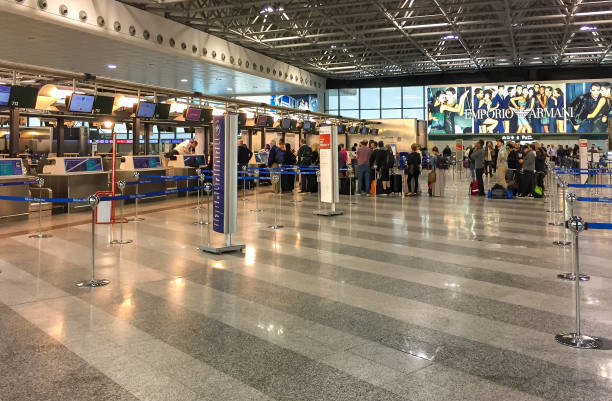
[319,133,331,150]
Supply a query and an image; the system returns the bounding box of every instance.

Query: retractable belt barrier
[0,180,38,187]
[568,184,612,188]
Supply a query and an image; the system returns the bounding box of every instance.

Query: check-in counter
[168,155,206,196]
[0,158,34,220]
[117,155,166,202]
[40,156,109,213]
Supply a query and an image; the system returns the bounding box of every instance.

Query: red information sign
[319,133,331,150]
[456,144,463,150]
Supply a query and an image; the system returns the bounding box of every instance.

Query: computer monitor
[257,115,268,126]
[281,118,291,130]
[360,127,369,135]
[92,95,114,114]
[136,102,156,118]
[337,124,346,134]
[0,85,11,107]
[185,107,202,121]
[201,108,213,124]
[349,126,357,134]
[67,94,95,113]
[8,86,38,109]
[303,121,311,131]
[154,103,171,119]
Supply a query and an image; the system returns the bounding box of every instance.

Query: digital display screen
[136,102,156,118]
[154,103,171,119]
[185,107,202,121]
[201,108,213,123]
[0,159,22,176]
[337,125,346,134]
[183,155,206,167]
[361,127,369,134]
[64,158,102,173]
[257,115,268,126]
[303,121,311,131]
[349,126,357,134]
[68,94,95,113]
[371,128,379,135]
[0,85,11,107]
[133,156,161,169]
[93,95,114,114]
[281,118,291,129]
[9,86,38,109]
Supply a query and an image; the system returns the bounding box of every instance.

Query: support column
[132,117,141,155]
[143,122,152,155]
[78,126,88,156]
[8,108,20,157]
[57,117,65,157]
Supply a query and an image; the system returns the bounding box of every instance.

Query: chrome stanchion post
[76,195,110,288]
[110,180,132,245]
[555,216,600,349]
[401,157,407,198]
[194,173,207,225]
[204,182,212,226]
[29,177,52,239]
[317,170,322,210]
[553,192,573,247]
[373,164,378,197]
[241,165,248,201]
[557,194,589,281]
[268,174,283,229]
[250,169,263,213]
[290,166,302,204]
[130,172,144,221]
[347,165,356,205]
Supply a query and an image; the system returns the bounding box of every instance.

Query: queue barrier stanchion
[401,157,407,198]
[203,183,212,245]
[194,173,208,226]
[555,216,601,349]
[316,170,322,211]
[250,169,263,213]
[557,193,589,281]
[346,165,356,205]
[76,195,110,288]
[241,165,248,201]
[290,166,302,204]
[129,172,144,222]
[110,180,132,245]
[553,190,572,247]
[28,177,52,239]
[268,174,283,230]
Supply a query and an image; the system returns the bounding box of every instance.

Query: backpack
[437,156,449,169]
[534,185,543,198]
[470,180,479,195]
[275,149,284,164]
[386,150,395,169]
[299,146,312,165]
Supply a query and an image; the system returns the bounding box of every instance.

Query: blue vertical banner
[212,116,225,233]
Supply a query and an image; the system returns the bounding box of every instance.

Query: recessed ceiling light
[180,79,188,82]
[580,25,597,31]
[226,87,233,91]
[107,64,117,69]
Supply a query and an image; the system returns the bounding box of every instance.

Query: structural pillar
[8,108,20,157]
[143,122,152,155]
[132,117,141,155]
[57,117,65,157]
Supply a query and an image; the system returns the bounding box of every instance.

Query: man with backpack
[297,138,312,193]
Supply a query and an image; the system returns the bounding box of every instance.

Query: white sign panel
[319,125,339,204]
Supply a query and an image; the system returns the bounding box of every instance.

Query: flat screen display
[281,118,291,129]
[257,115,268,126]
[0,85,11,107]
[183,155,206,167]
[337,124,346,134]
[290,119,297,130]
[8,86,38,109]
[238,112,247,126]
[266,115,274,127]
[201,108,213,123]
[136,102,156,118]
[154,103,171,119]
[361,127,369,135]
[64,158,103,173]
[0,159,22,176]
[349,126,357,134]
[133,156,161,169]
[303,121,311,131]
[93,95,114,114]
[371,128,379,135]
[68,94,95,113]
[185,107,202,121]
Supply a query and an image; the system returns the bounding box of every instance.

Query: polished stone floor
[1,173,612,401]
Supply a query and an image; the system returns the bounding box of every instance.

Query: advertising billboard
[427,80,611,135]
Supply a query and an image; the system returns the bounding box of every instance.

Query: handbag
[428,171,436,184]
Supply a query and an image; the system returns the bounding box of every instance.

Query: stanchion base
[110,239,133,245]
[194,221,210,225]
[128,217,145,222]
[268,224,284,229]
[250,209,263,213]
[553,240,571,247]
[555,333,600,349]
[289,200,303,203]
[345,201,357,205]
[313,210,344,216]
[28,233,52,239]
[75,279,110,288]
[557,273,590,281]
[198,243,245,255]
[548,222,564,226]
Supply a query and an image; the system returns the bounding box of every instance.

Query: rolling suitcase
[390,174,403,193]
[469,180,479,196]
[307,173,318,193]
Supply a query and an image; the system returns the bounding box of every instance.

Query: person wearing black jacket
[369,141,390,195]
[297,139,312,192]
[237,139,253,190]
[442,145,452,157]
[405,143,422,196]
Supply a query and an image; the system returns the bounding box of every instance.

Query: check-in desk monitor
[40,157,108,212]
[121,155,163,170]
[0,158,29,219]
[168,155,206,168]
[0,158,25,177]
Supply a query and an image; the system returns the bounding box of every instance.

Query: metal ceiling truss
[120,0,612,79]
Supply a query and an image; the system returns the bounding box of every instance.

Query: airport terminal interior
[1,1,612,400]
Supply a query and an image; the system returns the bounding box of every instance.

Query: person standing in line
[518,144,536,197]
[442,145,452,157]
[356,140,371,195]
[369,141,391,196]
[268,139,282,193]
[429,146,446,197]
[297,138,312,193]
[496,139,508,189]
[237,139,253,190]
[470,140,485,196]
[484,141,494,177]
[406,143,421,196]
[339,144,348,176]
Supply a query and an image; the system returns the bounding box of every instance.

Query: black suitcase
[339,177,356,195]
[281,173,295,192]
[307,174,318,193]
[390,174,402,193]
